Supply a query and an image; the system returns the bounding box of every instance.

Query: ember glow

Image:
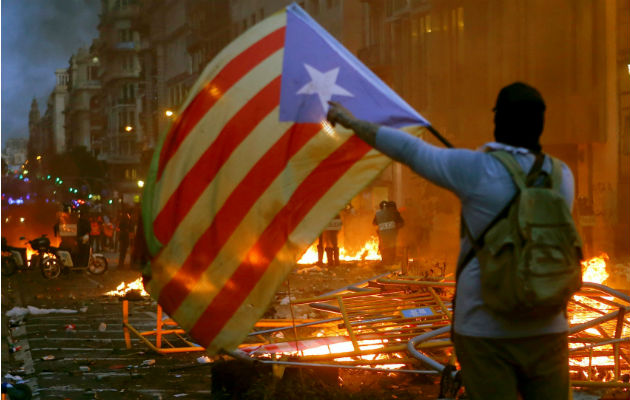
[581,253,609,284]
[569,253,624,373]
[26,246,36,262]
[297,236,381,264]
[105,278,149,297]
[253,335,407,369]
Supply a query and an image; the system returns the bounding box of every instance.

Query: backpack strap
[550,157,563,191]
[455,151,544,280]
[490,151,528,190]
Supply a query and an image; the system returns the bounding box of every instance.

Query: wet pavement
[1,251,215,399]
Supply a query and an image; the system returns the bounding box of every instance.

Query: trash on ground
[6,305,77,318]
[196,356,211,364]
[65,324,77,332]
[9,345,22,353]
[98,322,107,332]
[141,359,156,366]
[41,355,55,361]
[79,366,90,372]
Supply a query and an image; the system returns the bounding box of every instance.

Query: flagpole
[426,125,454,149]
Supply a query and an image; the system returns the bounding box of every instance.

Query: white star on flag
[296,64,353,113]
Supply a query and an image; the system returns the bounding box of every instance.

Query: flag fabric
[141,3,430,355]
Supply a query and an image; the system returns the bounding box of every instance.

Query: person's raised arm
[326,101,482,198]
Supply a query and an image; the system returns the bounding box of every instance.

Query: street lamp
[125,125,133,132]
[137,180,145,188]
[165,110,174,117]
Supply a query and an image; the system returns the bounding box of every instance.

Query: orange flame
[569,253,619,375]
[105,278,149,297]
[581,253,609,284]
[297,236,381,264]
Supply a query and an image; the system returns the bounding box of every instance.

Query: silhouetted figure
[118,211,132,268]
[373,200,404,265]
[317,214,342,266]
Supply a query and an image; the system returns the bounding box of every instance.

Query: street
[2,253,216,399]
[2,253,446,400]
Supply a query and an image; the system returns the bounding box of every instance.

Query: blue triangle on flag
[279,3,429,128]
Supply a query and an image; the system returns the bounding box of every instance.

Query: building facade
[93,0,145,195]
[358,0,630,259]
[65,47,103,152]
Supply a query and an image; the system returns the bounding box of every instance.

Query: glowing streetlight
[36,155,42,160]
[125,125,133,132]
[137,180,145,188]
[165,110,174,117]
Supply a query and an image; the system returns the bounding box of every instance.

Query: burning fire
[105,278,149,297]
[581,253,609,284]
[569,253,618,371]
[251,335,407,369]
[297,236,381,264]
[26,246,36,262]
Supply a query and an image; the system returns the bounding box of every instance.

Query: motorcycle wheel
[1,256,17,276]
[40,257,62,279]
[88,255,108,275]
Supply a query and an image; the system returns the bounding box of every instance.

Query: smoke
[1,0,99,144]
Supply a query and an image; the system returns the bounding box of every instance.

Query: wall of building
[357,0,629,262]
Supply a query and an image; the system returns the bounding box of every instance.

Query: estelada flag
[141,3,430,354]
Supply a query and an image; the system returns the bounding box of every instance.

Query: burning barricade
[241,253,629,391]
[107,253,629,391]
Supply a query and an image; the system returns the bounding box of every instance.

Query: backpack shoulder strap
[550,157,564,192]
[490,151,526,190]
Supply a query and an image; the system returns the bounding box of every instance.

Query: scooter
[28,235,108,279]
[1,237,28,276]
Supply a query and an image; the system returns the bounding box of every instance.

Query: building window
[121,83,135,102]
[122,54,134,71]
[119,109,135,131]
[117,0,133,10]
[118,29,133,43]
[88,66,98,81]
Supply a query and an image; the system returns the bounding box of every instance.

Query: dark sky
[1,0,100,147]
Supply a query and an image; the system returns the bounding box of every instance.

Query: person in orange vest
[89,215,102,253]
[102,216,114,251]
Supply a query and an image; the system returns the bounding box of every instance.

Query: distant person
[373,200,404,265]
[54,205,78,251]
[317,214,342,267]
[117,210,132,268]
[89,216,102,253]
[102,216,114,251]
[76,209,91,267]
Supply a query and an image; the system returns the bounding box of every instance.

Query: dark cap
[493,82,546,112]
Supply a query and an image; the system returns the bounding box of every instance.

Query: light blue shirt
[375,126,574,338]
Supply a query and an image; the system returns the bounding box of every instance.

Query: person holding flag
[326,82,574,400]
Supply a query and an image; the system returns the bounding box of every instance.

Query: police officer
[373,200,404,265]
[317,214,342,267]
